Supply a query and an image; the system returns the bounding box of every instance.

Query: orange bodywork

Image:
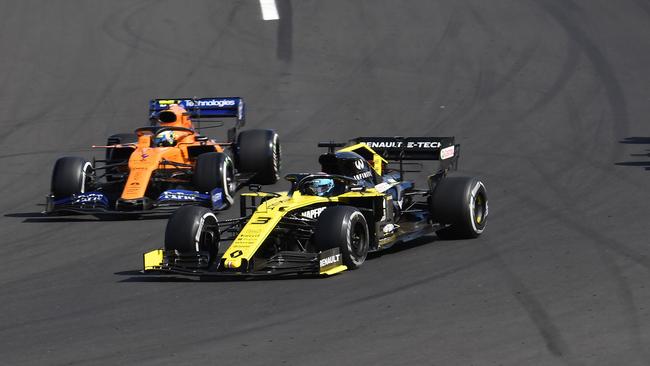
[107,104,225,200]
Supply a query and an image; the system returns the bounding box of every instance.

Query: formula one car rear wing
[352,137,456,161]
[350,136,460,179]
[149,97,245,126]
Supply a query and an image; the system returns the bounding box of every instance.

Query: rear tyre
[236,129,280,185]
[313,206,370,269]
[165,206,220,259]
[430,176,488,239]
[193,152,235,208]
[51,157,93,198]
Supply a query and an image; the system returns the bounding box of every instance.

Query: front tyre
[313,206,370,269]
[51,157,93,198]
[193,152,235,209]
[236,129,281,185]
[430,176,488,239]
[165,206,220,266]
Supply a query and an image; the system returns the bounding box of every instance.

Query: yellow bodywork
[143,249,164,271]
[143,142,390,276]
[320,265,348,276]
[222,189,383,270]
[143,189,384,276]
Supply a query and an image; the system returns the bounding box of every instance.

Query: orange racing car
[46,97,280,215]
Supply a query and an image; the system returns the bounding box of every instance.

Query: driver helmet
[306,178,335,196]
[153,130,176,147]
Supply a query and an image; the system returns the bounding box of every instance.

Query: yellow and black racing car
[142,137,488,278]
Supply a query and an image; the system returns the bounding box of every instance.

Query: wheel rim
[81,162,93,193]
[226,161,236,194]
[197,214,219,258]
[473,194,486,225]
[349,221,368,261]
[220,157,236,200]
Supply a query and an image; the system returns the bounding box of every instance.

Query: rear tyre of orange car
[313,206,370,269]
[51,157,93,198]
[165,206,220,266]
[193,152,235,208]
[236,129,280,185]
[429,176,488,239]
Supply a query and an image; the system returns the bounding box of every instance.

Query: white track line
[259,0,279,20]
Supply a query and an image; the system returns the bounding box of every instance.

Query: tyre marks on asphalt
[513,186,650,363]
[2,1,650,365]
[101,0,177,60]
[517,34,581,123]
[535,0,630,162]
[279,30,399,137]
[413,4,466,132]
[168,2,243,95]
[0,2,82,146]
[413,1,544,135]
[487,249,583,365]
[522,149,650,364]
[441,39,541,134]
[512,6,648,359]
[428,2,644,361]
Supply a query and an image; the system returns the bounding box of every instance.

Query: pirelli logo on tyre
[319,248,342,271]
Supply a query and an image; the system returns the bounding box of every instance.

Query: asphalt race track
[1,1,650,365]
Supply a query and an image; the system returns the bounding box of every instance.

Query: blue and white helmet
[306,178,335,196]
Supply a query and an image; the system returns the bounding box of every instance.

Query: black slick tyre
[51,157,93,198]
[313,206,370,269]
[193,152,235,208]
[430,176,488,239]
[164,206,220,258]
[236,129,280,185]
